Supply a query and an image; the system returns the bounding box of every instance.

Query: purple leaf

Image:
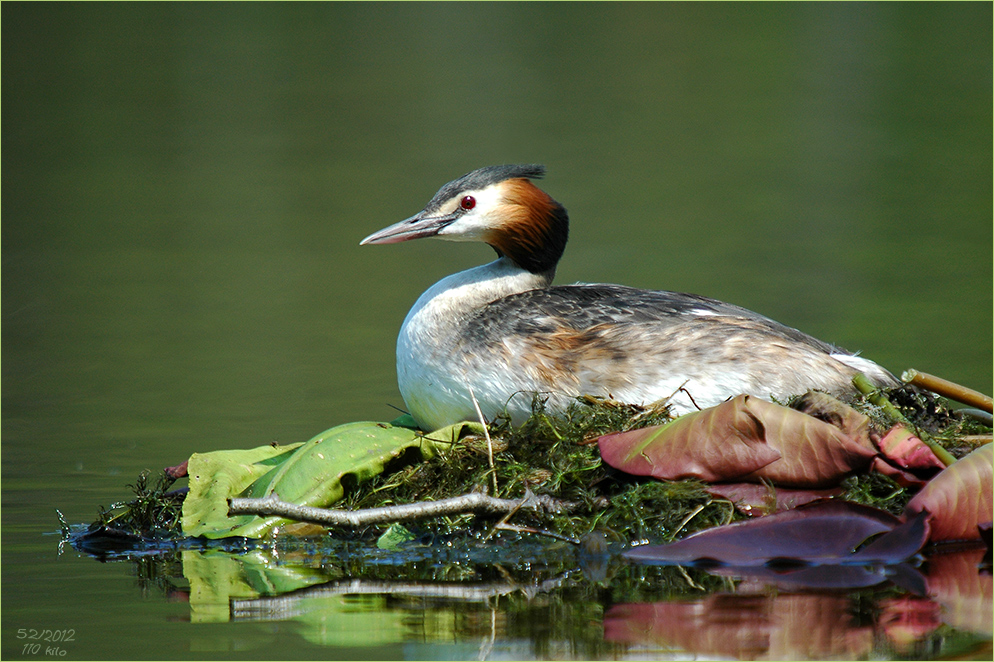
[624,499,924,567]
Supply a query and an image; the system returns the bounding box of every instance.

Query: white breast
[396,258,551,430]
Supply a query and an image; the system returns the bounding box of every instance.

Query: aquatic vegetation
[69,379,990,560]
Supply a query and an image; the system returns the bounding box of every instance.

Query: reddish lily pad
[877,425,946,474]
[870,456,929,488]
[904,443,992,542]
[598,394,878,488]
[164,459,189,479]
[705,483,843,517]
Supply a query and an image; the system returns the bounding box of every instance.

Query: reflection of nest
[231,574,568,622]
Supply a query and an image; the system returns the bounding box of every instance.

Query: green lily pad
[182,421,455,538]
[182,442,305,538]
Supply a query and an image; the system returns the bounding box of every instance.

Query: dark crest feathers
[430,165,546,205]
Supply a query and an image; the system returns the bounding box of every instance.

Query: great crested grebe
[361,164,897,431]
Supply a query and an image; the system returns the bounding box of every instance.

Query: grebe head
[361,164,569,275]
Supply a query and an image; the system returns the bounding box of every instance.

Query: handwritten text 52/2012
[16,630,74,643]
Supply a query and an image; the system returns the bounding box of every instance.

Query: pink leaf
[877,425,946,473]
[164,460,189,479]
[705,483,843,517]
[598,394,878,488]
[904,443,993,542]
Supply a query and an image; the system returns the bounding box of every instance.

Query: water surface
[3,3,991,659]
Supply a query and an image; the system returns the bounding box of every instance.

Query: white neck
[402,257,551,330]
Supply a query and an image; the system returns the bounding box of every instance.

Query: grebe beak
[360,211,459,245]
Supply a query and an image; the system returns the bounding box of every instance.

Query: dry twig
[228,491,579,529]
[469,386,498,494]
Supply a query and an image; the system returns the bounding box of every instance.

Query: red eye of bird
[460,195,476,210]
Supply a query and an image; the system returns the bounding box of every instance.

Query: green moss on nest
[77,383,990,547]
[90,470,183,537]
[340,385,989,542]
[840,472,913,516]
[339,396,735,542]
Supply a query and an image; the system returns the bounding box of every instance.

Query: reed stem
[852,373,957,467]
[901,369,993,413]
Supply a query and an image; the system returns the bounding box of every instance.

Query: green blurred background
[2,3,991,658]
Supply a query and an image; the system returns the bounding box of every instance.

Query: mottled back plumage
[466,283,841,355]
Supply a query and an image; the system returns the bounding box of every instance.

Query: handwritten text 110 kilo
[16,629,73,657]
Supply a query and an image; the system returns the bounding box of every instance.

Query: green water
[3,3,991,660]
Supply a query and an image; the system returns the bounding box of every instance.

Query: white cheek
[438,216,488,241]
[437,187,504,241]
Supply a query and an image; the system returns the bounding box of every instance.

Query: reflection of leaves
[598,394,878,488]
[877,595,943,652]
[905,444,992,542]
[264,593,408,648]
[182,550,328,623]
[604,594,874,660]
[182,422,445,538]
[624,499,929,567]
[229,576,566,647]
[202,586,410,648]
[710,562,926,593]
[926,547,992,636]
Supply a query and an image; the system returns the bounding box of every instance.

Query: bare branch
[227,491,579,529]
